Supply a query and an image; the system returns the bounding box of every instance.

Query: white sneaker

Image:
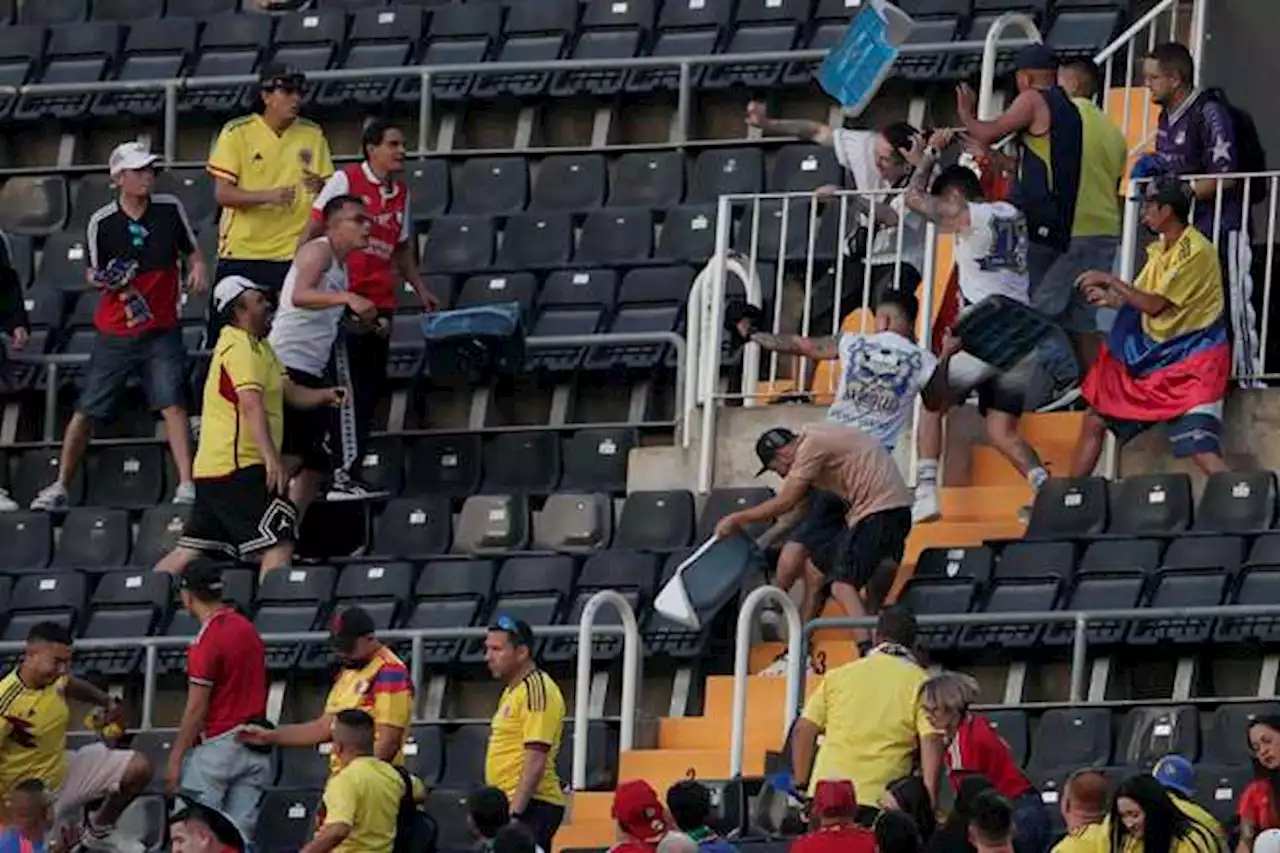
[757,653,791,677]
[1035,385,1084,413]
[77,823,145,853]
[0,489,17,512]
[912,490,941,524]
[172,481,196,504]
[30,482,69,512]
[326,470,389,502]
[1017,504,1033,524]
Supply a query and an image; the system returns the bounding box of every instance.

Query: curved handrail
[979,13,1042,121]
[729,586,802,779]
[571,590,641,791]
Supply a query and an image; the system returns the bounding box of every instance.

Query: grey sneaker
[173,481,197,504]
[30,482,69,512]
[0,488,17,512]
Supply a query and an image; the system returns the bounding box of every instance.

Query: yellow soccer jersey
[207,114,333,262]
[322,647,413,775]
[321,756,404,853]
[484,669,566,807]
[193,325,286,479]
[0,672,71,794]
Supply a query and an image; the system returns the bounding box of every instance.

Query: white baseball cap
[108,141,160,177]
[212,275,266,313]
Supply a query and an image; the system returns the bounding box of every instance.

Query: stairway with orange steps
[553,410,1088,851]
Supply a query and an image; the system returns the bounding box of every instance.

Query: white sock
[916,459,940,493]
[1028,466,1049,491]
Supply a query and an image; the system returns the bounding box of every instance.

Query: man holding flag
[1066,176,1230,477]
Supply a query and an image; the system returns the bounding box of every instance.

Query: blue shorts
[1029,236,1121,334]
[1102,404,1224,458]
[77,327,188,421]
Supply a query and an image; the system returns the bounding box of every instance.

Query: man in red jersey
[165,562,270,849]
[791,780,877,853]
[610,780,671,853]
[302,118,439,501]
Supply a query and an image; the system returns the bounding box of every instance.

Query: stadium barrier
[15,591,640,792]
[727,600,1280,778]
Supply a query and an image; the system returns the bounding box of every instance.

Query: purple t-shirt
[1156,90,1242,236]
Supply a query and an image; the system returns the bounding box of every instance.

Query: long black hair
[1247,714,1280,827]
[1109,775,1215,853]
[877,810,924,853]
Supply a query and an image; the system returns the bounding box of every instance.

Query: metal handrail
[1094,0,1181,65]
[729,586,802,779]
[571,590,641,791]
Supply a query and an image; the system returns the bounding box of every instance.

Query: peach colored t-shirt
[785,424,912,525]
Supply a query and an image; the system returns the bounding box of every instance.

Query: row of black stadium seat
[0,0,1125,119]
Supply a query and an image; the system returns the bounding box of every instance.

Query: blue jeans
[1012,789,1052,853]
[180,730,273,851]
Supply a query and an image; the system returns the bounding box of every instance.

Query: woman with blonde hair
[917,672,1050,853]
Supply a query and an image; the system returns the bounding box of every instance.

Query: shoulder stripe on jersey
[84,201,121,270]
[523,671,548,712]
[0,679,26,715]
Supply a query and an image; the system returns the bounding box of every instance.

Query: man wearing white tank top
[268,194,375,526]
[902,131,1049,524]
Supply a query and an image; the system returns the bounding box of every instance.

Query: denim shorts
[180,729,273,849]
[1028,236,1121,333]
[77,327,188,421]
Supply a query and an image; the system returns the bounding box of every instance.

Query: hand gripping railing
[572,589,642,792]
[729,586,802,779]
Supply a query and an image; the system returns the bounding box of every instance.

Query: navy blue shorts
[1102,405,1224,458]
[77,327,187,421]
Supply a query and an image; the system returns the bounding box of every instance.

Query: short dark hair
[968,790,1014,847]
[875,810,922,853]
[27,622,72,646]
[879,122,919,166]
[489,616,535,649]
[1148,175,1194,224]
[931,165,984,201]
[322,193,365,223]
[13,779,45,795]
[492,824,538,853]
[666,780,712,833]
[468,787,510,839]
[875,287,919,325]
[333,709,376,753]
[1148,42,1195,88]
[362,118,403,160]
[1061,59,1101,99]
[876,605,918,648]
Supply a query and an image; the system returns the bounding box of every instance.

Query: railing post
[675,63,691,145]
[1069,613,1088,705]
[978,13,1041,120]
[572,591,640,791]
[163,82,178,165]
[142,644,157,730]
[417,73,433,156]
[410,635,424,696]
[730,586,802,778]
[697,195,733,494]
[43,363,57,443]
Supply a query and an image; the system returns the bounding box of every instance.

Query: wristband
[923,146,940,161]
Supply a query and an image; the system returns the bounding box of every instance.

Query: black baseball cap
[1146,174,1194,208]
[171,800,246,853]
[330,606,377,652]
[259,62,306,90]
[178,560,225,599]
[489,614,535,648]
[1014,44,1056,72]
[755,427,797,475]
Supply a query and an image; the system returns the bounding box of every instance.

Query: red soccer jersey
[945,714,1033,800]
[187,607,268,738]
[1239,779,1280,831]
[789,824,877,853]
[311,163,410,310]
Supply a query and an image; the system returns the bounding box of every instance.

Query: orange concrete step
[970,444,1075,486]
[747,639,857,675]
[553,819,616,852]
[565,792,617,823]
[904,520,1025,564]
[703,673,819,723]
[617,748,766,796]
[658,716,786,752]
[937,485,1033,522]
[1106,87,1159,153]
[1019,412,1086,446]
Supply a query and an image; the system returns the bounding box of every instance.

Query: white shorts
[53,743,136,822]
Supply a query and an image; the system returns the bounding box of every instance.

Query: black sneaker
[325,471,390,502]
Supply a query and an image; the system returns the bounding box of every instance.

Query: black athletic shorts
[829,506,913,599]
[785,490,850,572]
[177,465,298,559]
[281,367,332,472]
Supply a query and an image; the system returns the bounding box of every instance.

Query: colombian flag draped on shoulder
[1082,226,1230,422]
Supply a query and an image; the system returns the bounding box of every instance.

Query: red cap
[812,779,857,818]
[612,780,669,844]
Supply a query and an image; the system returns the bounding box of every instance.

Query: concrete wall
[1203,1,1280,160]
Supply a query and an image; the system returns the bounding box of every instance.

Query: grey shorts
[947,349,1041,417]
[77,327,188,421]
[1028,236,1121,333]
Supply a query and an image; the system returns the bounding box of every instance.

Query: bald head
[657,833,699,853]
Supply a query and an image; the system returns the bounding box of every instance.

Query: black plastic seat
[14,447,84,508]
[454,156,531,217]
[986,709,1030,768]
[0,26,44,120]
[612,152,685,210]
[255,791,321,853]
[655,205,719,264]
[958,578,1059,650]
[460,556,575,661]
[1046,2,1124,61]
[575,209,653,265]
[1078,538,1163,575]
[583,266,691,372]
[14,21,118,120]
[481,431,561,494]
[276,745,329,789]
[405,434,482,499]
[643,548,736,660]
[496,213,574,271]
[1201,703,1277,765]
[1128,571,1228,646]
[371,497,452,559]
[1214,566,1280,644]
[689,148,765,204]
[68,175,116,233]
[316,7,424,107]
[544,550,658,663]
[269,9,347,95]
[559,428,635,495]
[525,269,616,374]
[422,215,495,273]
[1248,533,1280,566]
[91,0,161,19]
[1193,764,1252,827]
[701,0,804,90]
[87,444,165,509]
[1,573,81,668]
[915,546,994,584]
[1110,474,1193,535]
[551,0,654,97]
[403,159,450,224]
[696,487,775,541]
[1195,470,1276,532]
[166,0,237,15]
[893,5,963,79]
[615,490,695,551]
[532,154,607,212]
[455,272,538,317]
[253,564,336,672]
[625,0,728,92]
[179,14,273,115]
[997,541,1076,582]
[0,512,53,573]
[0,177,69,237]
[898,577,977,652]
[19,0,85,24]
[401,559,496,664]
[1161,535,1244,576]
[1027,708,1112,771]
[452,495,531,554]
[1116,705,1199,769]
[471,0,577,99]
[771,145,843,195]
[77,570,171,676]
[1026,477,1108,538]
[300,561,414,670]
[781,0,850,84]
[54,507,131,569]
[439,723,490,788]
[426,788,472,851]
[735,198,838,262]
[92,18,197,118]
[402,2,500,103]
[130,505,193,569]
[403,724,445,787]
[1042,572,1144,647]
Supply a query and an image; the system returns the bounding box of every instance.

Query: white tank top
[955,201,1032,307]
[269,237,349,377]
